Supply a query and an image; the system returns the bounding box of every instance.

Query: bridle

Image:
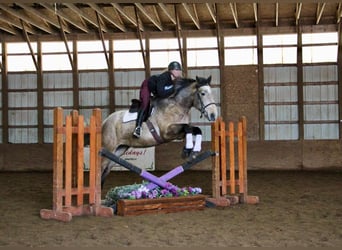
[196,87,217,119]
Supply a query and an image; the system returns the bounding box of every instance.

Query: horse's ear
[207,75,212,85]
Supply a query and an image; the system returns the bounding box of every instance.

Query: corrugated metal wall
[2,68,220,143]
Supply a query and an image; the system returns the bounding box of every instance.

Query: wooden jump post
[210,116,259,206]
[40,107,113,222]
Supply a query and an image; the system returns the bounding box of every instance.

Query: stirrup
[133,126,142,138]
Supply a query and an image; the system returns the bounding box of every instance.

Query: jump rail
[40,107,113,222]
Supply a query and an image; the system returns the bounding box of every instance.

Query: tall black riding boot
[133,110,145,138]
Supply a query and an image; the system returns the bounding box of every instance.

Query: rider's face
[170,69,182,79]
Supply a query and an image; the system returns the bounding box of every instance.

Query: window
[225,36,257,65]
[42,41,73,71]
[187,37,219,67]
[78,40,108,70]
[263,34,297,64]
[7,42,37,72]
[150,38,181,68]
[114,39,145,69]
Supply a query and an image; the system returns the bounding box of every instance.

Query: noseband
[196,88,216,119]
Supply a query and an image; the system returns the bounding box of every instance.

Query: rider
[133,61,183,138]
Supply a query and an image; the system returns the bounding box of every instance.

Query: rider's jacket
[148,71,175,98]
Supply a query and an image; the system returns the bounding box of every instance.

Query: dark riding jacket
[148,71,175,98]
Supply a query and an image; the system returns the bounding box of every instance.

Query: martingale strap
[146,120,164,144]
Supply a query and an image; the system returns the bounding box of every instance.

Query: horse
[101,75,218,186]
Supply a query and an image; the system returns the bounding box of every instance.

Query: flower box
[117,194,206,216]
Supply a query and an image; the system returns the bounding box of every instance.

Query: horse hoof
[182,147,192,159]
[189,151,200,160]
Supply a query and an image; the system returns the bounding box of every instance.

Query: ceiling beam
[57,15,74,71]
[0,14,31,34]
[0,3,54,34]
[16,3,71,33]
[158,3,176,25]
[182,3,200,29]
[295,3,302,25]
[135,3,163,31]
[206,3,216,23]
[64,3,107,32]
[95,12,109,68]
[40,3,89,33]
[229,3,239,28]
[88,3,127,32]
[316,2,326,25]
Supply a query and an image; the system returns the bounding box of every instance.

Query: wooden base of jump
[117,195,206,216]
[40,108,113,222]
[209,116,259,207]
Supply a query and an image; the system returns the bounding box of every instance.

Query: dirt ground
[0,170,341,247]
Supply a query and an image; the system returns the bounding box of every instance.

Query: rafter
[316,2,326,25]
[182,3,200,29]
[16,3,71,33]
[0,21,17,35]
[296,3,302,25]
[206,3,216,23]
[158,3,176,25]
[253,3,258,22]
[275,3,279,27]
[229,3,239,28]
[64,3,107,32]
[88,3,127,32]
[337,3,342,23]
[111,3,142,31]
[40,3,89,33]
[0,3,54,34]
[135,3,163,31]
[0,13,34,34]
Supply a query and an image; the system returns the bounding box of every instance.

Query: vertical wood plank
[211,117,220,198]
[77,114,84,206]
[89,115,96,204]
[229,121,235,194]
[65,114,72,207]
[53,107,64,211]
[220,119,226,196]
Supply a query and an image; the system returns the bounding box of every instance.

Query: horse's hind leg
[101,145,129,188]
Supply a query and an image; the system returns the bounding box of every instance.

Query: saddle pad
[123,111,137,123]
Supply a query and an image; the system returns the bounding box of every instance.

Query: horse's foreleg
[101,145,129,188]
[192,127,203,152]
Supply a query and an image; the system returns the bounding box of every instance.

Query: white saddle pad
[123,111,137,123]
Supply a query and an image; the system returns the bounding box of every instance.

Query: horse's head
[193,76,218,122]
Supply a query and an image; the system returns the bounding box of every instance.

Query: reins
[196,89,217,119]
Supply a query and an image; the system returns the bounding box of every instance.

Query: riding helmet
[168,61,182,71]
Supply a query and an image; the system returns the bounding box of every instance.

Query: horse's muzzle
[208,113,217,121]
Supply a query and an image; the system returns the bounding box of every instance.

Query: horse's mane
[173,77,196,96]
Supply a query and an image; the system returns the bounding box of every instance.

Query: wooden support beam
[158,3,176,25]
[41,3,89,33]
[253,3,258,22]
[175,4,185,71]
[88,3,127,32]
[0,3,54,34]
[17,3,71,33]
[135,6,147,70]
[95,11,109,68]
[296,3,302,25]
[20,19,38,71]
[316,2,326,25]
[135,3,163,31]
[206,3,216,23]
[229,3,239,28]
[182,3,200,29]
[337,3,342,24]
[275,2,279,27]
[64,3,106,32]
[57,15,74,71]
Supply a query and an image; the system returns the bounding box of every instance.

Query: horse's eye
[201,92,206,96]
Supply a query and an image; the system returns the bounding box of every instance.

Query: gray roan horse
[101,76,218,186]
